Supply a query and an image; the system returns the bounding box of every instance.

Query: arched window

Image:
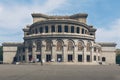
[57,41,62,51]
[36,41,41,51]
[71,26,74,33]
[86,42,91,52]
[68,40,74,51]
[78,42,83,51]
[46,41,51,51]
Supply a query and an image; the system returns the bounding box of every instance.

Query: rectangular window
[39,27,43,33]
[45,26,48,33]
[76,27,80,33]
[82,28,84,34]
[64,26,68,32]
[51,25,55,32]
[58,25,62,32]
[71,26,74,33]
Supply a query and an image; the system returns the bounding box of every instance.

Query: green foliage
[0,46,3,61]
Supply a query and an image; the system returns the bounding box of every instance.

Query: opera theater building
[2,13,117,65]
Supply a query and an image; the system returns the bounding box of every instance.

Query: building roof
[98,42,117,47]
[31,13,88,19]
[2,42,23,46]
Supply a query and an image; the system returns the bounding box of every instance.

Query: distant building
[2,13,117,64]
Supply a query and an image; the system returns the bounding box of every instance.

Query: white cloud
[0,0,67,29]
[0,0,67,45]
[96,19,120,48]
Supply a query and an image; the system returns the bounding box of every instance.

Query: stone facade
[2,13,117,64]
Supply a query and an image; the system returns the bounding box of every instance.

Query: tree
[0,46,3,61]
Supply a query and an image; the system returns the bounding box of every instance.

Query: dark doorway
[94,56,96,61]
[57,54,62,62]
[13,57,17,62]
[87,55,90,62]
[68,54,73,62]
[46,54,51,62]
[102,57,106,62]
[29,55,32,61]
[37,54,41,62]
[78,55,82,62]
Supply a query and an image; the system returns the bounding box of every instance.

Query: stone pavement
[0,64,120,80]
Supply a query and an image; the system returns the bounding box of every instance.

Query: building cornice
[31,13,88,19]
[98,42,117,47]
[2,42,23,46]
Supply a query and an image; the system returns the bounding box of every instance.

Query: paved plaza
[0,64,120,80]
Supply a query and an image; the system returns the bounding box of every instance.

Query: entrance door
[29,55,32,62]
[87,55,90,62]
[78,55,82,62]
[46,54,51,62]
[37,54,41,62]
[68,54,73,62]
[57,54,62,62]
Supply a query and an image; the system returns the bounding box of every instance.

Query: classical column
[32,41,36,62]
[80,27,82,34]
[25,47,29,62]
[96,48,98,62]
[63,43,67,62]
[55,25,58,33]
[51,41,56,62]
[48,25,51,33]
[41,41,46,62]
[91,47,94,62]
[62,24,64,33]
[68,25,71,33]
[73,45,77,62]
[20,49,23,62]
[74,26,77,33]
[43,26,45,33]
[83,40,87,62]
[83,47,86,62]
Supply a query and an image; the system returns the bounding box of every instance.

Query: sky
[0,0,120,48]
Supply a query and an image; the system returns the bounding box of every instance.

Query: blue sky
[0,0,120,48]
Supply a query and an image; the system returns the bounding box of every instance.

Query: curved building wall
[3,13,116,65]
